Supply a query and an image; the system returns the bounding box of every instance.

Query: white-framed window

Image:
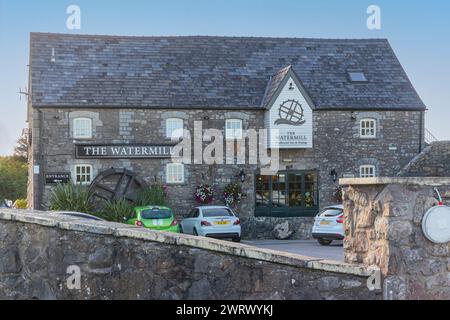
[73,118,93,139]
[74,164,93,185]
[166,118,184,139]
[360,118,376,138]
[166,163,184,184]
[360,165,376,178]
[225,119,243,140]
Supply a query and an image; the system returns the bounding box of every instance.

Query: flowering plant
[194,184,214,204]
[333,186,343,203]
[223,182,243,207]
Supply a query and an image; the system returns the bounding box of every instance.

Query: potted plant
[333,186,343,203]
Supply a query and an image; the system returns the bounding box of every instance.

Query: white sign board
[422,205,450,244]
[266,77,313,149]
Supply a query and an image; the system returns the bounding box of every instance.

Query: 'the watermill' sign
[75,144,176,159]
[266,76,313,149]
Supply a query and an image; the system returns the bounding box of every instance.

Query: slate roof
[261,65,292,109]
[30,32,426,110]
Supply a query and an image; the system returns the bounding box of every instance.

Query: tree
[13,129,29,162]
[0,156,28,201]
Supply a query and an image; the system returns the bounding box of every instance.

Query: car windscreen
[202,208,234,218]
[319,208,343,217]
[140,209,172,219]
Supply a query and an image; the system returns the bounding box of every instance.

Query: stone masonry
[0,210,380,300]
[398,141,450,177]
[341,177,450,300]
[29,107,424,239]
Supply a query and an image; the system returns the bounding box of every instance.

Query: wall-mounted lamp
[330,169,338,183]
[350,112,357,120]
[288,82,294,90]
[238,170,246,183]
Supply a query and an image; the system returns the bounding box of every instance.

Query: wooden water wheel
[88,168,146,203]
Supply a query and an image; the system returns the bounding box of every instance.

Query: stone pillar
[340,177,450,300]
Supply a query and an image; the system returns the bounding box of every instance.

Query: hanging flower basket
[194,184,214,204]
[333,186,343,203]
[223,182,243,207]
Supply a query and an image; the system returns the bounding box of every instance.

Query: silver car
[180,206,241,242]
[311,204,344,245]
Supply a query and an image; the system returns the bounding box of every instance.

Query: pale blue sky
[0,0,449,155]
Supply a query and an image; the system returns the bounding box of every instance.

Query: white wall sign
[265,76,313,149]
[422,205,450,244]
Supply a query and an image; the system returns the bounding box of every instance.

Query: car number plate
[152,219,163,226]
[320,221,331,225]
[214,221,230,225]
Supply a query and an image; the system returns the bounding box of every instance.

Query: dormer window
[348,71,368,82]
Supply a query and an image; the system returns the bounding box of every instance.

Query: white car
[180,206,241,242]
[311,204,345,246]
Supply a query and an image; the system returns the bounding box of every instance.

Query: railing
[425,128,438,144]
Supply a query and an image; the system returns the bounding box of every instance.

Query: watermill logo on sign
[275,100,306,126]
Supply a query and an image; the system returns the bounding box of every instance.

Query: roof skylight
[348,71,368,82]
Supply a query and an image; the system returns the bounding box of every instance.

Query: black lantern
[330,169,338,182]
[238,170,246,183]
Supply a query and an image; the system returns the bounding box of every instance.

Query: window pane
[304,173,317,207]
[167,164,183,183]
[272,174,287,207]
[256,175,270,207]
[74,118,92,138]
[167,119,183,138]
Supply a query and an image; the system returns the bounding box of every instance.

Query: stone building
[27,33,426,239]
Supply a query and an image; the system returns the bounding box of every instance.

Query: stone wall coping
[340,177,450,186]
[0,209,375,277]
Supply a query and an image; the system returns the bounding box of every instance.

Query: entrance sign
[76,144,176,159]
[45,173,70,184]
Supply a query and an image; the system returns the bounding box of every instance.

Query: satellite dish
[422,205,450,244]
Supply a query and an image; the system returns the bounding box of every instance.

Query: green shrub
[48,182,93,213]
[135,184,168,207]
[0,156,27,201]
[100,198,134,222]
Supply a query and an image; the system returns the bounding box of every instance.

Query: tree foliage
[0,156,28,201]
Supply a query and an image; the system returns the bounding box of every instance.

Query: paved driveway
[242,239,344,262]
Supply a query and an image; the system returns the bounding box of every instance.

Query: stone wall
[398,141,450,177]
[28,107,423,239]
[340,177,450,300]
[0,210,380,300]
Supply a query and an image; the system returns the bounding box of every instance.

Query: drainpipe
[419,110,424,153]
[36,108,45,210]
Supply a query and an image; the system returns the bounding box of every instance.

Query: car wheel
[318,238,332,246]
[232,237,241,243]
[193,228,198,236]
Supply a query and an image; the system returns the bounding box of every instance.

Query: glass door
[255,170,319,217]
[270,173,288,216]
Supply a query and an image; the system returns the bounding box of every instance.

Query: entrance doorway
[255,170,319,217]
